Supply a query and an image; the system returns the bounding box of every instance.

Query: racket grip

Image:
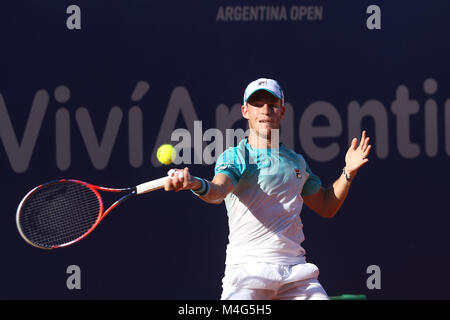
[136,177,168,195]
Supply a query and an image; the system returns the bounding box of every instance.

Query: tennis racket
[16,177,169,249]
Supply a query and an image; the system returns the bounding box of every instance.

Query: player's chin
[259,122,278,129]
[257,125,278,136]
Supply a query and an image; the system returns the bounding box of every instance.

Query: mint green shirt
[214,138,322,265]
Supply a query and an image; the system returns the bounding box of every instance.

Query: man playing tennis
[164,78,371,300]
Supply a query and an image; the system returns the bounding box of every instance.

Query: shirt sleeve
[214,148,246,186]
[301,161,322,196]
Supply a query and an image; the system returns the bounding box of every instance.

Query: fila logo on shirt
[217,164,232,171]
[295,169,302,179]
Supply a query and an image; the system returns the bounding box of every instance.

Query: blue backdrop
[1,1,449,299]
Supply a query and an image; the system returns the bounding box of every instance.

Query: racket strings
[18,182,102,248]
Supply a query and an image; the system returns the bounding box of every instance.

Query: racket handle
[135,177,168,195]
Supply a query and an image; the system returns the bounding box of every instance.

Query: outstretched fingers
[358,131,366,149]
[350,137,358,150]
[362,136,370,152]
[364,144,372,157]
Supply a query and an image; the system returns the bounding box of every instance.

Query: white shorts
[221,262,329,300]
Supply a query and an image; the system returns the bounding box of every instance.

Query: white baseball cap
[243,78,284,105]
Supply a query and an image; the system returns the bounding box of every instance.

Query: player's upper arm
[212,173,235,194]
[205,173,234,204]
[303,187,326,217]
[206,146,246,204]
[301,159,327,217]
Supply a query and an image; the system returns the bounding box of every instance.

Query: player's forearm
[191,178,227,204]
[321,171,352,218]
[197,182,227,204]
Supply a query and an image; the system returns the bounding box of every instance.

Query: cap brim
[245,88,282,102]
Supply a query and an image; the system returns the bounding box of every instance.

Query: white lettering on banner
[66,5,82,30]
[75,106,123,170]
[150,86,201,167]
[0,90,49,173]
[299,101,342,162]
[216,6,323,22]
[0,79,449,173]
[66,265,81,290]
[366,5,381,30]
[348,100,389,159]
[366,265,381,290]
[129,81,150,168]
[391,86,420,159]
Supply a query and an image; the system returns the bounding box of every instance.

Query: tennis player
[164,78,371,300]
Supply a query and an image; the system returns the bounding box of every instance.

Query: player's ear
[280,104,286,119]
[241,104,249,120]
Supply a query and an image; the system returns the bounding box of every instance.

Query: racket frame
[16,179,136,250]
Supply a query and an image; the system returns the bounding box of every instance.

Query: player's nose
[260,104,271,114]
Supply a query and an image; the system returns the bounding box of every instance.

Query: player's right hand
[164,167,201,192]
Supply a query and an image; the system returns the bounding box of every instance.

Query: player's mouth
[258,119,274,124]
[258,119,276,128]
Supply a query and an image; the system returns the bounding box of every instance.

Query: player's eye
[251,102,279,109]
[252,102,264,108]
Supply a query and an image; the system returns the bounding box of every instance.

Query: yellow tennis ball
[157,144,176,165]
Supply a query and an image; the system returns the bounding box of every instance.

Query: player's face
[242,90,285,139]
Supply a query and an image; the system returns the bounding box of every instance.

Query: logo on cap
[243,78,284,104]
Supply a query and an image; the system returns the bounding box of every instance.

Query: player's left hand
[344,130,372,179]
